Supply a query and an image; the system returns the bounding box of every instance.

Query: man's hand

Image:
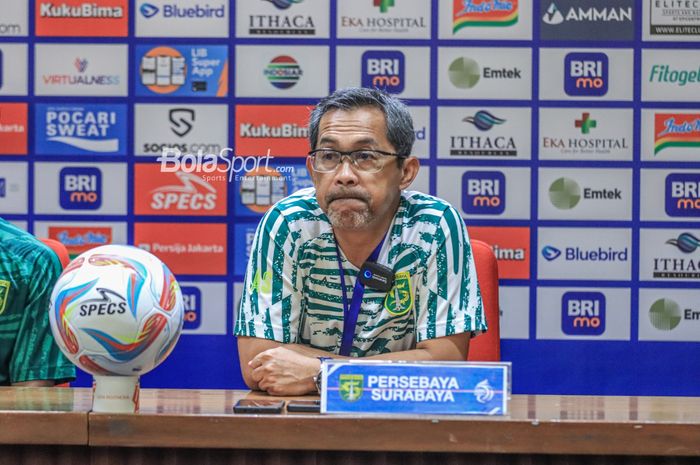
[249,346,320,396]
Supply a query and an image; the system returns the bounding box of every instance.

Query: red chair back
[40,238,71,270]
[467,239,501,361]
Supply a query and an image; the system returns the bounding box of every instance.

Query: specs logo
[140,3,159,18]
[462,171,505,214]
[665,173,700,217]
[564,52,608,97]
[169,108,195,137]
[361,50,404,94]
[562,291,605,336]
[181,286,201,330]
[264,55,302,89]
[59,167,101,210]
[149,172,218,211]
[541,245,561,261]
[666,232,700,253]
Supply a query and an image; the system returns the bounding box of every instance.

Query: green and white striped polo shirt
[235,188,486,357]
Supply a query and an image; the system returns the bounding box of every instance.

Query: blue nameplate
[321,360,510,415]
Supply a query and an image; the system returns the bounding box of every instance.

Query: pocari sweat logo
[665,173,700,217]
[564,52,608,97]
[35,104,127,155]
[181,286,201,330]
[59,167,101,210]
[562,291,605,336]
[462,171,505,215]
[361,50,405,94]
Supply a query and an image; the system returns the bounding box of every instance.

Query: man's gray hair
[308,87,415,157]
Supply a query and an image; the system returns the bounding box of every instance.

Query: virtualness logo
[666,232,700,253]
[649,298,682,331]
[140,3,159,18]
[74,58,88,73]
[541,245,561,261]
[264,55,302,89]
[549,177,581,209]
[448,57,480,89]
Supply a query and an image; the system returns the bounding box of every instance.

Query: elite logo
[564,52,608,97]
[665,173,700,217]
[181,286,201,330]
[562,291,605,336]
[59,167,101,210]
[168,108,195,137]
[361,50,404,94]
[264,55,303,89]
[549,177,581,209]
[462,171,505,214]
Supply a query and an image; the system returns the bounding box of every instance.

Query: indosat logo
[462,170,505,214]
[561,291,605,336]
[548,177,621,210]
[264,55,302,89]
[59,167,101,210]
[653,232,700,279]
[541,244,628,262]
[139,2,224,19]
[451,110,516,157]
[448,57,522,89]
[665,173,700,217]
[564,52,608,97]
[649,64,700,87]
[654,113,700,156]
[453,0,518,33]
[361,50,404,94]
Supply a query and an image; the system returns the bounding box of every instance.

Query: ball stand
[92,375,140,413]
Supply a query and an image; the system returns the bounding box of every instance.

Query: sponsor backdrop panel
[2,0,700,397]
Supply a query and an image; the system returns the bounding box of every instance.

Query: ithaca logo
[169,108,195,137]
[181,286,201,330]
[264,55,303,89]
[149,172,218,211]
[562,291,605,336]
[564,52,608,97]
[361,50,404,94]
[653,232,700,279]
[268,0,304,10]
[665,173,700,217]
[39,2,124,18]
[78,288,127,317]
[654,114,700,156]
[542,244,628,262]
[448,57,522,89]
[543,2,632,25]
[249,0,314,35]
[462,171,505,215]
[60,167,101,210]
[451,110,515,157]
[453,0,518,33]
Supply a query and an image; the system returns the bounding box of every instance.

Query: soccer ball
[49,245,184,376]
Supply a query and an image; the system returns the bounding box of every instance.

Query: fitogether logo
[649,298,682,331]
[654,114,700,155]
[665,173,700,217]
[666,232,700,253]
[361,50,404,94]
[649,64,700,87]
[59,167,102,210]
[462,171,505,214]
[264,55,302,89]
[453,0,518,33]
[562,291,605,336]
[448,57,480,89]
[564,52,608,97]
[549,177,581,209]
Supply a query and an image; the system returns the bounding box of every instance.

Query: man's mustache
[326,189,371,204]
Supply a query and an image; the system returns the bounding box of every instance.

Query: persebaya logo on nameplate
[321,360,510,415]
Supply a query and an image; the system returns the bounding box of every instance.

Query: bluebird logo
[562,291,606,336]
[140,3,159,18]
[361,50,405,94]
[542,245,562,261]
[59,167,101,210]
[181,286,201,330]
[462,171,505,215]
[665,173,700,217]
[564,52,608,97]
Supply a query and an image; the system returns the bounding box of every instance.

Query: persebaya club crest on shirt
[0,281,9,314]
[339,374,363,402]
[384,271,413,316]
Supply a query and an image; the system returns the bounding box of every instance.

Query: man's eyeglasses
[308,149,405,173]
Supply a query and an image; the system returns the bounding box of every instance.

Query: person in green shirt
[0,218,75,385]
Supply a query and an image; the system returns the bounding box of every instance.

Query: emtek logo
[181,286,201,330]
[665,173,700,217]
[564,52,608,97]
[60,167,101,210]
[462,171,505,214]
[361,50,404,94]
[562,291,605,336]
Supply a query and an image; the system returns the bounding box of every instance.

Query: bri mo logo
[60,167,101,210]
[462,171,505,215]
[361,50,404,94]
[180,286,201,330]
[564,52,608,97]
[562,291,605,336]
[665,173,700,217]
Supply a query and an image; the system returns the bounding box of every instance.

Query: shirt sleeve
[414,206,487,342]
[11,243,76,384]
[234,207,304,343]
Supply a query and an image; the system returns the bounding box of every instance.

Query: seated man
[236,87,486,395]
[0,218,76,386]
